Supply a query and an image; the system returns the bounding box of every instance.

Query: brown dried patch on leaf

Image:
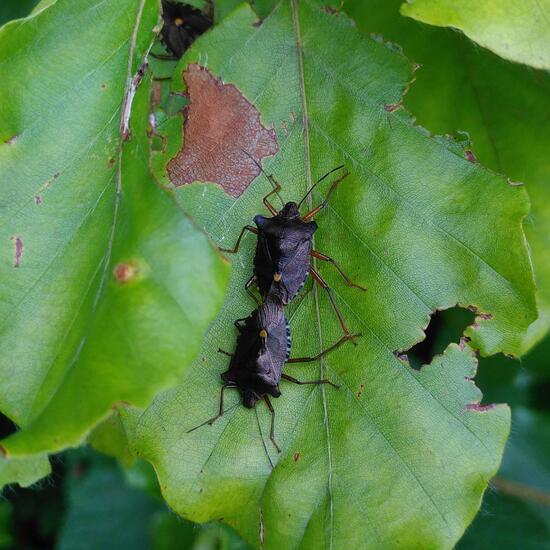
[167,64,279,198]
[11,236,23,268]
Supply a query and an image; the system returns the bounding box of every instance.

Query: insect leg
[262,182,282,216]
[281,373,339,389]
[302,171,350,221]
[286,333,360,364]
[310,268,358,345]
[240,149,284,212]
[217,348,234,357]
[245,275,260,305]
[186,385,236,432]
[310,250,367,291]
[263,396,281,453]
[218,225,258,254]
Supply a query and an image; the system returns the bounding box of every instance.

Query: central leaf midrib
[290,1,335,548]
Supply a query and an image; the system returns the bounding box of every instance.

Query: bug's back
[254,213,317,304]
[222,299,290,407]
[161,1,212,58]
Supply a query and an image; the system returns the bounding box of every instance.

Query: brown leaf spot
[259,509,265,549]
[281,121,289,136]
[293,452,300,462]
[459,336,471,350]
[465,402,496,413]
[167,65,278,198]
[35,195,42,205]
[0,445,7,458]
[384,102,402,112]
[464,149,477,163]
[356,383,365,398]
[113,262,137,283]
[11,236,23,268]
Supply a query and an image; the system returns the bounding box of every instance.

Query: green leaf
[88,410,136,469]
[400,0,550,70]
[346,0,550,352]
[0,0,229,473]
[131,2,535,547]
[0,453,50,489]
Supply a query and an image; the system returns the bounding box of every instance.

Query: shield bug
[156,1,212,60]
[220,162,367,340]
[188,297,357,452]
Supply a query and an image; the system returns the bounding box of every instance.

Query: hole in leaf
[405,306,476,370]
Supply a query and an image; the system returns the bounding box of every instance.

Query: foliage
[0,0,548,548]
[401,0,550,70]
[0,0,229,481]
[134,1,533,548]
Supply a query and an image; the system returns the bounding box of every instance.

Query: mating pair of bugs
[156,3,367,452]
[188,163,366,452]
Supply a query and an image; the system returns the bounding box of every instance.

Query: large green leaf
[131,2,535,547]
[0,0,229,479]
[400,0,550,70]
[346,0,550,352]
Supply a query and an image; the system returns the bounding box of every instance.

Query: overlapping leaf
[347,0,550,352]
[401,0,550,70]
[0,0,229,486]
[131,1,536,547]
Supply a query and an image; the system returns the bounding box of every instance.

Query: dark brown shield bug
[187,296,357,452]
[159,1,212,59]
[220,162,367,341]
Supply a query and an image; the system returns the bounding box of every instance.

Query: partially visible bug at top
[158,1,212,60]
[220,158,367,342]
[187,296,357,453]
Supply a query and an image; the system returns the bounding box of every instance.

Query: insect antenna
[297,164,345,210]
[240,148,285,206]
[255,407,274,469]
